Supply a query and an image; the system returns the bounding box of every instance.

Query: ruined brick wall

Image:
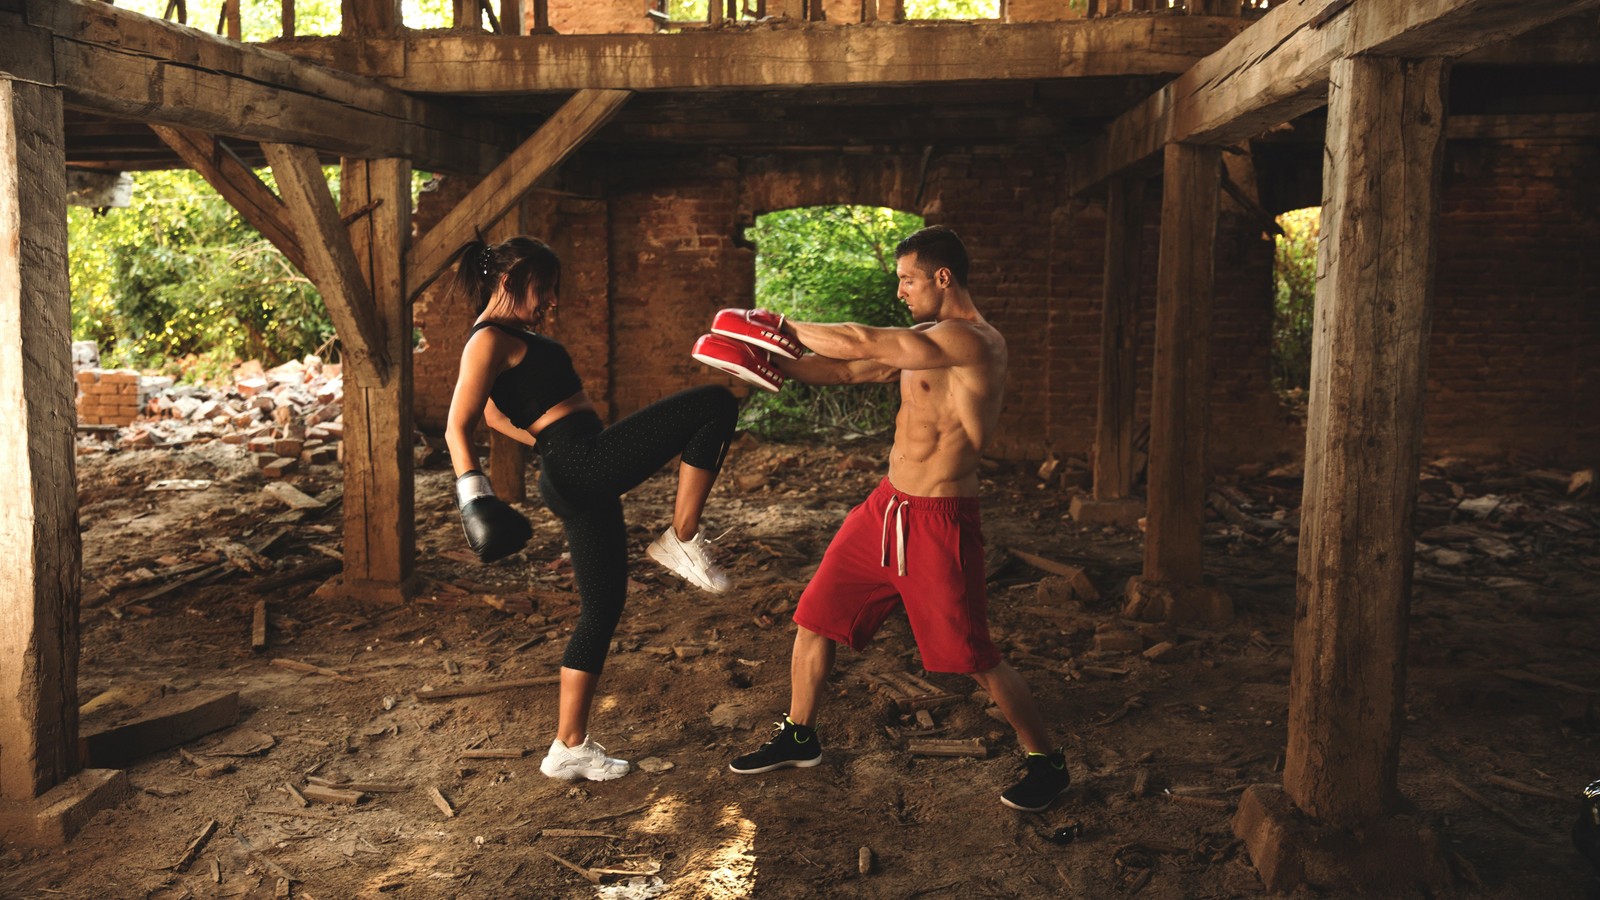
[1429,139,1600,463]
[606,153,754,418]
[545,0,650,34]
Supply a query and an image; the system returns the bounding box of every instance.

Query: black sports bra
[471,321,584,430]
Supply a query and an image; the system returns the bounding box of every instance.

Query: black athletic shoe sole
[999,784,1071,813]
[728,755,822,775]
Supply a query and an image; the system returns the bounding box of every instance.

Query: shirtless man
[727,225,1069,812]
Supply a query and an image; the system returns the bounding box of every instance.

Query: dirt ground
[1,432,1596,899]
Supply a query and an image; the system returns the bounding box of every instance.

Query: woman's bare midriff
[527,390,596,438]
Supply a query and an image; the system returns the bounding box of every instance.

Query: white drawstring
[880,495,909,577]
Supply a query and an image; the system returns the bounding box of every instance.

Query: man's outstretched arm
[776,352,897,386]
[789,320,984,372]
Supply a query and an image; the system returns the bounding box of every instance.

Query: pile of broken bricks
[78,356,345,478]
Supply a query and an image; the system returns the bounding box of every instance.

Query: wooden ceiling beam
[264,17,1253,94]
[406,89,631,303]
[1066,0,1600,197]
[5,0,508,176]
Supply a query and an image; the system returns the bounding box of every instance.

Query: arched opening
[741,205,922,440]
[1271,206,1319,409]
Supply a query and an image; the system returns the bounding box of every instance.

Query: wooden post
[1124,143,1230,626]
[282,0,295,38]
[1072,177,1147,526]
[489,433,526,503]
[1284,55,1447,827]
[0,77,79,804]
[531,0,549,31]
[342,0,401,34]
[499,0,522,34]
[339,158,416,604]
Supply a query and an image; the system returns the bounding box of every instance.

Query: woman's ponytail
[450,239,496,314]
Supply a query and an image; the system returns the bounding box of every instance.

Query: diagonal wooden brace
[264,141,390,386]
[406,88,631,303]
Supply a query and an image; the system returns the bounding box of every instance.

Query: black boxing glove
[455,470,532,564]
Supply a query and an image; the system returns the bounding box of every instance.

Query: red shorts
[794,478,1000,674]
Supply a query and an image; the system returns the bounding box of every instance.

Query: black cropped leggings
[535,385,738,673]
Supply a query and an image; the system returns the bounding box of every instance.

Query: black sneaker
[1000,750,1070,812]
[729,718,822,774]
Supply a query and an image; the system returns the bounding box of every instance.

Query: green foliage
[68,169,332,384]
[1271,207,1320,394]
[905,0,1002,18]
[112,0,452,39]
[742,206,922,440]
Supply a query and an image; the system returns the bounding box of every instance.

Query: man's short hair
[895,225,969,287]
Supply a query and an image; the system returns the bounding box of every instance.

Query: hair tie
[478,245,493,277]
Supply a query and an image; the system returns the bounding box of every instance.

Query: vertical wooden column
[0,78,79,804]
[342,0,401,33]
[1072,176,1146,527]
[1284,56,1447,827]
[489,434,526,501]
[340,159,416,603]
[1124,142,1230,626]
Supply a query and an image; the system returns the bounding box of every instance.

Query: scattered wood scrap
[1444,776,1536,834]
[262,481,326,510]
[79,689,240,768]
[460,748,528,759]
[301,784,364,806]
[271,657,360,683]
[415,676,560,701]
[907,738,986,759]
[863,671,958,713]
[166,819,218,872]
[429,786,456,818]
[252,600,268,652]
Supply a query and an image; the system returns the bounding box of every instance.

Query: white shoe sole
[728,754,822,776]
[540,760,629,782]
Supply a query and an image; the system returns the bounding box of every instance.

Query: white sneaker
[539,736,630,781]
[647,527,732,594]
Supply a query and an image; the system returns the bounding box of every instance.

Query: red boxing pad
[692,333,784,393]
[711,308,804,360]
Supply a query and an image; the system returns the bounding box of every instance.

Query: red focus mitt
[692,333,784,393]
[711,308,804,360]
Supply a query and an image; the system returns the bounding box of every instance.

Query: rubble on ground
[76,356,345,478]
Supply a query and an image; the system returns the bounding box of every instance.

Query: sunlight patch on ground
[669,803,759,899]
[635,793,686,835]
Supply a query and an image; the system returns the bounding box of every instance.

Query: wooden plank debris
[252,600,268,652]
[301,784,364,806]
[271,657,360,683]
[415,676,560,701]
[863,672,958,713]
[428,786,456,818]
[79,689,240,768]
[906,738,987,759]
[459,748,528,759]
[263,481,327,510]
[545,850,601,884]
[539,828,618,839]
[166,819,219,872]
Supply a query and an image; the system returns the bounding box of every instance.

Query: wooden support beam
[149,126,308,276]
[264,142,390,387]
[407,89,631,302]
[1066,0,1600,195]
[341,0,401,35]
[1143,143,1218,587]
[338,157,416,601]
[9,0,506,176]
[489,432,527,503]
[265,18,1250,94]
[1284,56,1448,828]
[1092,176,1145,503]
[0,77,80,802]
